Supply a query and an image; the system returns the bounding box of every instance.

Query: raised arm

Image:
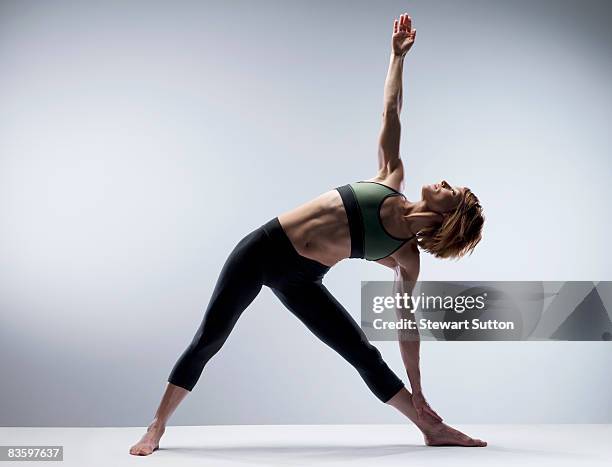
[377,14,416,180]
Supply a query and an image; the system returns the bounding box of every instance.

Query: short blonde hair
[417,188,484,259]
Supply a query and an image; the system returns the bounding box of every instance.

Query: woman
[130,13,486,455]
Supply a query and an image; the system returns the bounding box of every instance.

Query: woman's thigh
[271,282,381,364]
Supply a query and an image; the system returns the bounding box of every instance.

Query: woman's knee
[347,341,386,370]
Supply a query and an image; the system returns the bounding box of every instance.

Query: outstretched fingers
[403,13,412,32]
[394,13,416,39]
[397,13,411,32]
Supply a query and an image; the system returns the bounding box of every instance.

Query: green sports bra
[335,181,416,261]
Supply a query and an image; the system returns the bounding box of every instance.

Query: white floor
[1,424,611,467]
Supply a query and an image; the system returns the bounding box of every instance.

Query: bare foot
[423,422,487,447]
[129,422,165,456]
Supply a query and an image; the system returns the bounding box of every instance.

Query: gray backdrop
[1,0,611,427]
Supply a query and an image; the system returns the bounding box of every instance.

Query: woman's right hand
[392,13,416,57]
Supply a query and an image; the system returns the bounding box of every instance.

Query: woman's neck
[400,198,440,235]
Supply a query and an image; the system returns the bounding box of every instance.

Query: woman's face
[421,180,464,213]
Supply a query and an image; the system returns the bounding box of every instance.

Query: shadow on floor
[159,443,596,464]
[485,445,597,460]
[160,443,429,462]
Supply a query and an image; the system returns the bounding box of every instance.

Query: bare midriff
[277,190,351,267]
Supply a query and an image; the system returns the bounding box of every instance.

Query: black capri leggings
[168,217,405,403]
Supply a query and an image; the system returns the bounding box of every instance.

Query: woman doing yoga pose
[130,13,486,455]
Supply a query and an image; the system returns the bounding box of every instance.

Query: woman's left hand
[411,391,443,422]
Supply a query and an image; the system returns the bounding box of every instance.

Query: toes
[129,445,152,456]
[469,438,487,447]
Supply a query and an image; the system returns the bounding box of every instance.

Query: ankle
[147,419,166,432]
[417,419,443,436]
